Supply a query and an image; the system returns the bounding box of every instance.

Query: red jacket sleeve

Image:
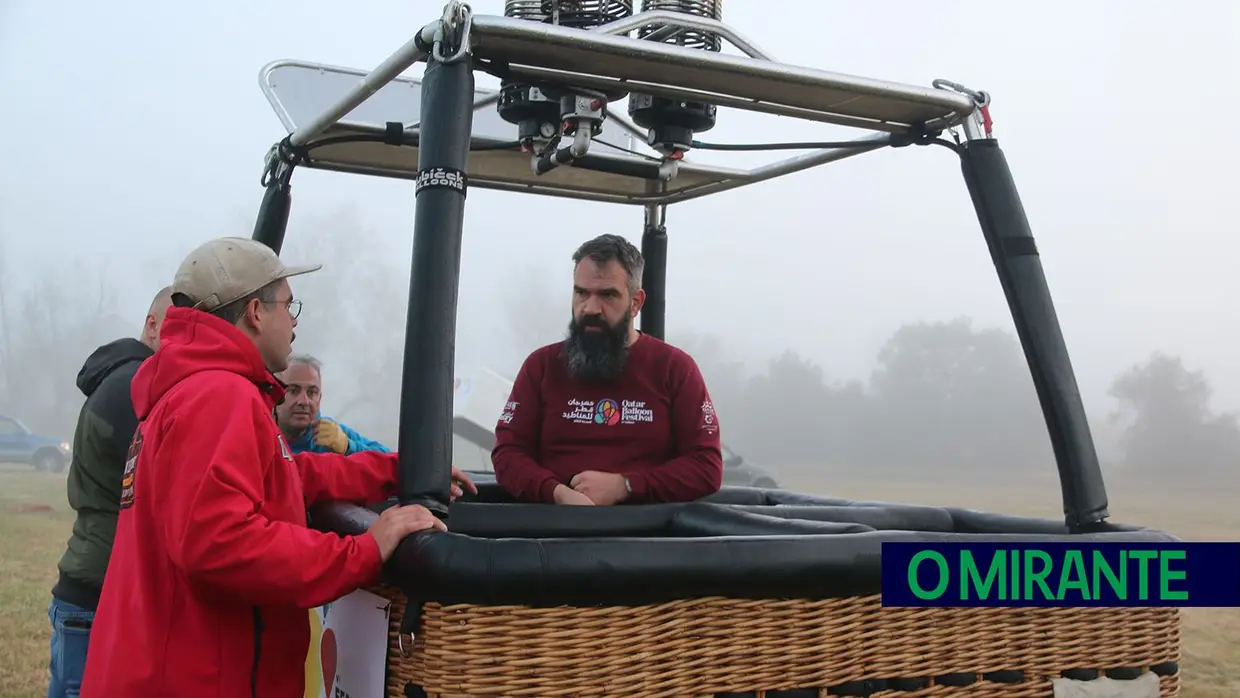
[492,351,562,503]
[295,450,398,505]
[159,379,382,609]
[623,353,724,503]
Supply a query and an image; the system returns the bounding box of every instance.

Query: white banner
[304,590,392,698]
[1052,673,1161,698]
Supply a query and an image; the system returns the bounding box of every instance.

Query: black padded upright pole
[252,176,292,254]
[958,138,1109,532]
[640,205,668,340]
[397,55,475,516]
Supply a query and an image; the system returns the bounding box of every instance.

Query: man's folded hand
[570,471,627,505]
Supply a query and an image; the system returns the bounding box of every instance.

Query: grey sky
[1,0,1237,416]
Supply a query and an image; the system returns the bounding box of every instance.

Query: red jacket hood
[132,306,285,420]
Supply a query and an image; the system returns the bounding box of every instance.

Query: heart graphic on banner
[320,628,337,697]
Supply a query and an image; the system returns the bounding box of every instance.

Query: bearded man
[492,234,723,505]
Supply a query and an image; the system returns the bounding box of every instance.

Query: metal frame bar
[640,190,669,340]
[271,9,779,154]
[486,64,924,134]
[394,52,475,513]
[464,14,974,129]
[250,2,1110,531]
[264,8,973,208]
[286,28,434,147]
[956,132,1110,531]
[258,58,652,158]
[257,54,890,206]
[273,124,884,207]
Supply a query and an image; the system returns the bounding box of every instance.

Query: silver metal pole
[494,64,924,134]
[659,133,892,204]
[288,25,437,147]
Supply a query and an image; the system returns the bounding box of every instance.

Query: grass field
[0,467,1236,698]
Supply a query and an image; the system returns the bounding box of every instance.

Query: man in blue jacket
[274,353,390,455]
[275,352,391,687]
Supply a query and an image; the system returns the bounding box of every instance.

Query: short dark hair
[571,234,644,295]
[170,281,281,326]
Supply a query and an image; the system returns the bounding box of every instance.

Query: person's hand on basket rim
[553,484,595,506]
[450,465,478,502]
[368,504,446,561]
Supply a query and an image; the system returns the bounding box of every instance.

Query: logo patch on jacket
[277,433,294,462]
[699,400,719,435]
[119,431,144,509]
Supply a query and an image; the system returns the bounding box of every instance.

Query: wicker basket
[366,584,1180,698]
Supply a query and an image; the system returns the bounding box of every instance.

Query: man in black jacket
[46,286,172,698]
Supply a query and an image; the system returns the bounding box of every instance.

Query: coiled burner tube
[505,1,635,28]
[638,0,723,51]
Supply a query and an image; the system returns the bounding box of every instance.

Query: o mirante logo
[907,548,1186,602]
[880,542,1240,608]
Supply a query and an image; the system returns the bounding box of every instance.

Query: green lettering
[1009,549,1019,600]
[1023,550,1054,600]
[961,550,1005,600]
[1058,550,1090,601]
[908,551,949,600]
[1159,550,1188,601]
[1129,550,1158,600]
[1092,550,1127,600]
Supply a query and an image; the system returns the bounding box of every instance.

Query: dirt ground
[0,467,1235,698]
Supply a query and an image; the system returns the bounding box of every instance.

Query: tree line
[670,321,1239,480]
[494,250,1239,481]
[3,214,1236,483]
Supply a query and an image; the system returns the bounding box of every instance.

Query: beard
[561,310,632,382]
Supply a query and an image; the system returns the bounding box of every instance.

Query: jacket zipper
[251,607,264,698]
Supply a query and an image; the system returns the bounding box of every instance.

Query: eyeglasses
[264,298,303,319]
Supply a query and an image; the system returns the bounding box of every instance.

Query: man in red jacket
[493,234,723,505]
[80,237,475,698]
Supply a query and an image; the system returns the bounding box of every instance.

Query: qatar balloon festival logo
[594,398,621,426]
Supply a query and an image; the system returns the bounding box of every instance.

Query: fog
[1,0,1238,490]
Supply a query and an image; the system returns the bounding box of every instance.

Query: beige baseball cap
[171,237,322,311]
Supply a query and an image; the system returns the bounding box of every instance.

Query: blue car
[0,414,71,472]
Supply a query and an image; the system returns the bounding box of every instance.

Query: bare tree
[0,256,127,435]
[1108,352,1240,479]
[867,317,1050,472]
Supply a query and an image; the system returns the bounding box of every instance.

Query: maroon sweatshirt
[492,334,724,504]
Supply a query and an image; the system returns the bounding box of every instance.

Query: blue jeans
[47,597,94,698]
